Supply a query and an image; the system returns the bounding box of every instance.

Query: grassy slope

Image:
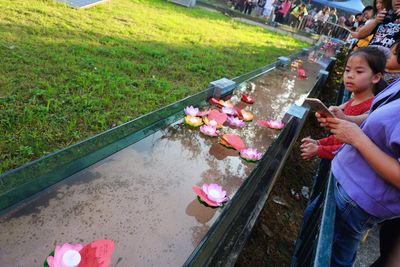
[0,0,306,173]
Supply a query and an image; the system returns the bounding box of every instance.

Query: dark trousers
[370,218,400,267]
[244,3,253,14]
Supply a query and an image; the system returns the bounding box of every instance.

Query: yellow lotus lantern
[184,116,203,127]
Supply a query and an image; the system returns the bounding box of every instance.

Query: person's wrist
[352,131,367,149]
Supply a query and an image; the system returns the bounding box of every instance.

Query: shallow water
[0,50,330,266]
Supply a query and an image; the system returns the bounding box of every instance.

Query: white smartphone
[304,98,336,118]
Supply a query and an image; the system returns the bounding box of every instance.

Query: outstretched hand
[300,137,318,160]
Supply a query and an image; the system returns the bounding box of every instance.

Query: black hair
[390,40,400,64]
[372,0,392,13]
[362,5,374,13]
[355,13,363,18]
[346,47,386,75]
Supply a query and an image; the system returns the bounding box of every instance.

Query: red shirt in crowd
[317,97,374,160]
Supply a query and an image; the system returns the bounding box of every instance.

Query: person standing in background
[327,7,338,24]
[262,0,276,21]
[256,0,266,16]
[275,0,291,23]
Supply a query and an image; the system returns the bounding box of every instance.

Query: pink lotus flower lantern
[240,148,263,162]
[227,116,245,128]
[192,183,228,207]
[206,119,218,127]
[200,125,220,137]
[47,243,83,267]
[184,106,199,117]
[297,69,308,80]
[221,107,236,116]
[257,119,285,130]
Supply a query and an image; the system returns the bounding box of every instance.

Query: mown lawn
[0,0,307,174]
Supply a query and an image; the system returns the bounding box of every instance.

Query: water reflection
[185,199,217,224]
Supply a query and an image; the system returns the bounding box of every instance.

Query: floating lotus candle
[221,107,236,116]
[220,134,246,150]
[206,109,228,126]
[45,240,115,267]
[197,110,210,117]
[46,243,83,267]
[217,100,234,109]
[241,94,255,104]
[184,116,203,127]
[184,106,199,117]
[200,125,220,137]
[291,59,303,69]
[240,148,263,162]
[257,119,285,130]
[192,183,228,207]
[205,118,218,127]
[227,116,245,128]
[297,69,308,80]
[239,110,253,121]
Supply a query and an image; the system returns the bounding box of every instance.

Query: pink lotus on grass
[47,243,83,267]
[227,116,245,128]
[200,125,220,137]
[240,148,263,162]
[192,184,228,207]
[184,106,199,117]
[221,107,236,116]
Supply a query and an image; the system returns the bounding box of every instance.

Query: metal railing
[290,159,336,267]
[290,52,348,266]
[297,15,350,40]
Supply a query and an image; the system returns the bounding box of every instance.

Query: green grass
[0,0,307,174]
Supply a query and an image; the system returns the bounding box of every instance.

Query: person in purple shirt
[316,76,400,267]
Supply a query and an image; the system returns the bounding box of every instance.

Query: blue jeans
[331,181,381,267]
[302,179,381,267]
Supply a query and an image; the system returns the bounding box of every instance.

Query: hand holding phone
[304,98,336,118]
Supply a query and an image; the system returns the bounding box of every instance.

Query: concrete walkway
[355,226,380,267]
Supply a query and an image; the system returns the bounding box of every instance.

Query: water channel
[0,47,334,266]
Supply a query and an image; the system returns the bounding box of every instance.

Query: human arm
[317,110,368,126]
[300,137,340,160]
[327,118,400,189]
[316,144,340,160]
[349,10,385,39]
[318,135,342,146]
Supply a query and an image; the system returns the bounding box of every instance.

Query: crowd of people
[227,0,394,39]
[298,0,400,266]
